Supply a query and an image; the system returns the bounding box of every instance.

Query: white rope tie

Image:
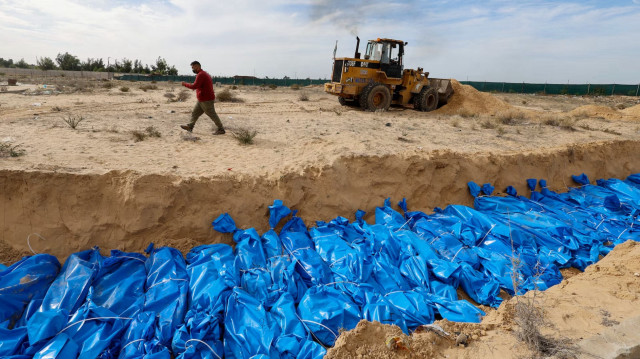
[147,278,188,291]
[476,224,496,247]
[120,339,145,352]
[27,233,47,255]
[59,316,133,334]
[185,339,222,359]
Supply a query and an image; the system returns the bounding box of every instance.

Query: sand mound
[326,241,640,358]
[622,103,640,118]
[568,104,620,119]
[433,79,513,116]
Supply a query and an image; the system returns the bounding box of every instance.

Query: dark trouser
[189,100,223,130]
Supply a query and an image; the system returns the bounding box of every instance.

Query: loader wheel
[338,97,357,106]
[414,86,439,112]
[360,83,391,112]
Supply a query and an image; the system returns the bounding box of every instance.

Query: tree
[166,65,178,76]
[133,59,144,73]
[120,58,133,73]
[37,57,57,70]
[81,58,105,71]
[151,56,168,75]
[56,52,81,71]
[0,58,14,68]
[15,58,31,68]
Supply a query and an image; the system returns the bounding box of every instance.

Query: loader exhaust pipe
[354,36,361,59]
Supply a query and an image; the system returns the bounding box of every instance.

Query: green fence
[116,74,329,87]
[460,81,640,97]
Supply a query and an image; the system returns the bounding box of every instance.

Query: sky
[1,0,640,83]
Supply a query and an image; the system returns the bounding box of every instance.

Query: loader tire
[414,86,439,112]
[360,82,391,112]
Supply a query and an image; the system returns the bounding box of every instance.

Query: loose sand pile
[432,79,513,116]
[569,104,620,119]
[326,240,640,358]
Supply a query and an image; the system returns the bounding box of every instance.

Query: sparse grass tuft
[119,86,130,92]
[451,119,460,128]
[299,93,309,101]
[602,128,622,136]
[52,106,63,112]
[145,126,161,138]
[102,82,114,89]
[217,88,244,103]
[164,92,176,101]
[62,114,85,129]
[496,126,506,136]
[230,127,258,145]
[571,110,589,120]
[496,110,527,125]
[131,130,147,142]
[457,108,478,118]
[481,119,498,129]
[0,143,26,157]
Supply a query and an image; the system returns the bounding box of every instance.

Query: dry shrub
[0,143,25,157]
[544,116,576,131]
[230,127,257,145]
[120,86,130,92]
[457,108,478,118]
[132,126,162,142]
[299,93,309,101]
[164,92,176,101]
[231,85,238,90]
[62,114,85,129]
[176,90,190,102]
[1,86,8,92]
[217,88,244,103]
[269,84,277,90]
[290,84,300,90]
[139,84,158,92]
[52,106,63,112]
[496,110,528,125]
[514,297,577,358]
[102,82,114,89]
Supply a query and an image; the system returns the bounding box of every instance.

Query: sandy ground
[1,79,639,178]
[2,77,640,358]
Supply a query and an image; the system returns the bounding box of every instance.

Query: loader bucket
[429,78,454,106]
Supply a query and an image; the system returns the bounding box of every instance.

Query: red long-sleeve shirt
[182,69,215,102]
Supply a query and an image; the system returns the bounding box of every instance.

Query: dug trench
[1,139,639,264]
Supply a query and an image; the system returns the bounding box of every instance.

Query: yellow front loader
[325,37,453,112]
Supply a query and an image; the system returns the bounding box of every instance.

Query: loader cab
[364,38,405,78]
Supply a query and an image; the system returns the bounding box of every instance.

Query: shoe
[213,128,226,135]
[180,124,193,132]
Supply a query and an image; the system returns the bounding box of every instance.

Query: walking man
[180,61,225,134]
